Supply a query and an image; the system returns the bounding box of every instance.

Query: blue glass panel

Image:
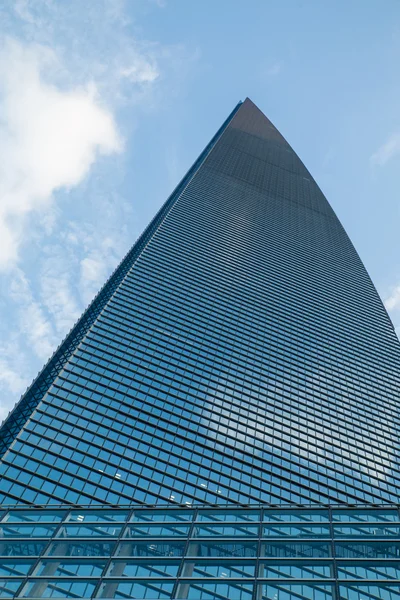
[35,559,106,577]
[261,542,331,558]
[332,510,400,523]
[130,509,193,523]
[187,541,257,558]
[337,561,400,580]
[181,560,256,577]
[339,583,400,599]
[197,510,260,523]
[68,510,129,523]
[0,580,23,598]
[57,524,122,537]
[0,541,47,556]
[46,541,115,557]
[0,559,34,576]
[193,524,258,537]
[263,524,331,538]
[259,560,333,578]
[177,580,253,600]
[335,542,400,559]
[259,583,335,599]
[124,523,190,537]
[20,578,98,598]
[116,541,185,557]
[3,510,65,523]
[107,559,180,577]
[97,579,174,599]
[334,524,400,537]
[0,524,57,537]
[263,510,330,523]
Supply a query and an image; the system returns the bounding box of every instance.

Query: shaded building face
[1,98,400,510]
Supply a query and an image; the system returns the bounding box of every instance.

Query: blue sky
[1,0,400,419]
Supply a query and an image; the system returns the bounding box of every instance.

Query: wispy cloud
[0,337,30,421]
[266,61,283,77]
[370,132,400,167]
[0,0,194,419]
[0,38,122,269]
[384,285,400,312]
[9,268,56,359]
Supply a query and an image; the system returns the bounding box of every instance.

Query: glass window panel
[339,583,400,599]
[3,510,65,523]
[131,510,194,523]
[35,559,106,577]
[20,578,98,598]
[96,579,174,599]
[0,541,47,556]
[107,559,180,577]
[334,524,400,537]
[261,542,331,558]
[187,541,257,558]
[181,559,255,578]
[0,524,57,537]
[337,561,400,580]
[258,583,334,600]
[332,510,400,523]
[46,541,115,557]
[258,560,333,579]
[193,524,258,537]
[124,523,189,537]
[263,524,331,538]
[57,524,122,538]
[263,510,329,523]
[0,560,34,576]
[176,581,253,600]
[335,542,400,559]
[0,580,23,598]
[197,510,260,523]
[68,510,129,523]
[116,541,185,557]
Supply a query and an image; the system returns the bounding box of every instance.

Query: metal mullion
[0,508,10,523]
[257,577,336,582]
[328,505,339,600]
[171,507,198,599]
[252,507,262,600]
[90,507,133,599]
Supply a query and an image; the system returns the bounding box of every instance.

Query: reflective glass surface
[0,99,400,513]
[0,505,397,599]
[1,98,400,597]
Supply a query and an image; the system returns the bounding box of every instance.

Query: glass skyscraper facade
[0,98,400,598]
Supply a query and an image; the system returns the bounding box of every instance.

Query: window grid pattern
[0,505,399,599]
[0,99,400,510]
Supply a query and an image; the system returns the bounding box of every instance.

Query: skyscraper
[0,98,399,599]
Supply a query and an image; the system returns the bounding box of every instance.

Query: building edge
[0,100,243,460]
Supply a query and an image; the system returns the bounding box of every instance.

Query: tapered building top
[0,98,399,510]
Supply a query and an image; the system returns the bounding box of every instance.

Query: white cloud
[384,285,400,312]
[0,0,193,418]
[370,132,400,167]
[119,59,159,84]
[0,38,122,269]
[9,268,56,359]
[81,256,105,284]
[40,258,81,336]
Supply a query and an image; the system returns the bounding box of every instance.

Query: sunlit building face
[0,98,399,598]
